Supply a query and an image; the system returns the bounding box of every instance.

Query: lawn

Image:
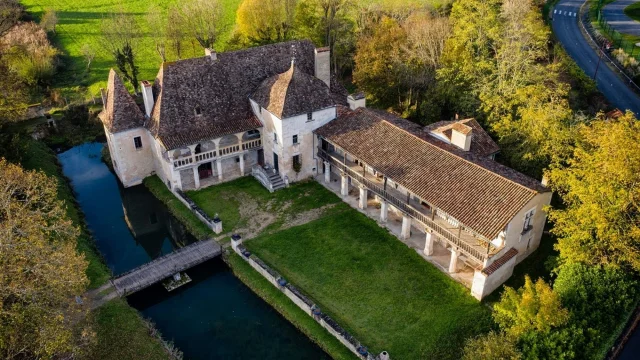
[244,208,494,360]
[20,0,243,98]
[187,176,342,236]
[625,2,640,22]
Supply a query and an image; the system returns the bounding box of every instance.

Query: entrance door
[273,153,279,172]
[257,149,264,166]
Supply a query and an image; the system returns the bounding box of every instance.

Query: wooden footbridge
[111,239,222,297]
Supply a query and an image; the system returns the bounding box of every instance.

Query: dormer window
[307,112,313,122]
[195,106,202,116]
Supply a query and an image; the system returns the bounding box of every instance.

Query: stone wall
[180,169,195,190]
[232,239,384,360]
[174,189,222,234]
[107,127,155,187]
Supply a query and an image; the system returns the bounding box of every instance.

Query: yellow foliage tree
[236,0,297,45]
[0,159,93,358]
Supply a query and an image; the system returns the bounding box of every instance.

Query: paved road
[602,0,640,36]
[553,0,640,116]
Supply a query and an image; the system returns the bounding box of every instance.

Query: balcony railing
[318,148,494,264]
[173,139,262,169]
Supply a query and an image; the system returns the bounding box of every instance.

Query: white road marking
[554,10,557,14]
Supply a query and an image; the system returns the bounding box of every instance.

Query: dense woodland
[1,0,639,359]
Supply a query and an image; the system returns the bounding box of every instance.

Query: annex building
[99,40,551,299]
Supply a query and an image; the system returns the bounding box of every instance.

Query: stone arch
[195,140,216,154]
[219,134,239,148]
[242,129,261,141]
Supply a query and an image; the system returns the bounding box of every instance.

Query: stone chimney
[205,48,217,60]
[141,81,154,118]
[347,92,366,110]
[314,47,330,88]
[450,123,473,151]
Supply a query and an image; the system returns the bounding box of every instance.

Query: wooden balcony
[318,148,500,265]
[173,139,262,170]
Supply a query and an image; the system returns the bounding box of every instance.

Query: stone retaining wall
[174,189,222,234]
[232,239,385,360]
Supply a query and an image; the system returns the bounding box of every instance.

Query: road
[553,0,640,116]
[602,0,640,36]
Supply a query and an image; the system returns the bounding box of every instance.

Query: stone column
[380,200,388,223]
[239,155,245,176]
[400,215,411,239]
[324,161,331,183]
[340,173,349,196]
[358,187,368,210]
[449,248,459,273]
[423,229,434,256]
[216,160,223,181]
[193,167,200,189]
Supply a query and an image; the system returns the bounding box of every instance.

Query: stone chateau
[99,40,551,299]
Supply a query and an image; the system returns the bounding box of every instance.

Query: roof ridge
[367,110,542,194]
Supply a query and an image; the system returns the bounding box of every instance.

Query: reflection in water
[58,143,329,359]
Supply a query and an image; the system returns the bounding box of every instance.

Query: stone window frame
[306,112,314,122]
[522,207,535,235]
[133,136,143,150]
[293,134,299,144]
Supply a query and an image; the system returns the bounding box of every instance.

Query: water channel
[58,142,329,359]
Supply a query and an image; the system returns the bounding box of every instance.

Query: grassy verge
[144,175,213,240]
[624,2,640,22]
[244,208,494,360]
[90,298,172,360]
[226,253,358,360]
[17,135,111,288]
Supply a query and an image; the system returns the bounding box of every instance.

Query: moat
[58,142,329,359]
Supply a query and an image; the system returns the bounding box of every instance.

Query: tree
[80,43,95,70]
[40,7,57,34]
[0,0,22,36]
[166,6,185,60]
[179,0,222,49]
[236,0,297,45]
[547,112,640,272]
[463,331,521,360]
[147,5,167,62]
[0,159,93,358]
[0,52,27,123]
[494,276,570,338]
[101,9,140,92]
[1,21,58,85]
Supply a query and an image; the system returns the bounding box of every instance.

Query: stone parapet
[174,189,223,234]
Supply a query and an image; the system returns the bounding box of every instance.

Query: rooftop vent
[450,123,473,151]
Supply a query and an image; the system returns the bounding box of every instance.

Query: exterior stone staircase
[252,165,286,192]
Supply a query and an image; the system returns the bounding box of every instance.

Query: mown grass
[90,298,170,360]
[21,0,243,98]
[187,176,341,234]
[18,135,111,288]
[144,175,213,240]
[226,253,358,360]
[245,209,494,360]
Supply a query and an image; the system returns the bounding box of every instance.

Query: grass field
[21,0,243,98]
[244,208,494,360]
[625,2,640,22]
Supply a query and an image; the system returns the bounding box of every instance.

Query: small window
[293,155,301,166]
[293,134,298,144]
[195,106,202,116]
[522,208,535,233]
[134,136,142,149]
[307,112,313,121]
[274,133,278,144]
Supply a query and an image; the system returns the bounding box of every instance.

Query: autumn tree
[463,331,521,360]
[180,0,222,49]
[1,21,59,85]
[0,0,22,36]
[166,6,185,60]
[101,9,140,92]
[40,7,58,34]
[0,53,27,122]
[80,43,95,70]
[0,159,93,358]
[236,0,297,45]
[547,112,640,272]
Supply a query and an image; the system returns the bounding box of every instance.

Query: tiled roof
[482,248,518,275]
[145,40,342,150]
[251,62,336,119]
[316,107,549,240]
[98,69,145,133]
[425,118,500,157]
